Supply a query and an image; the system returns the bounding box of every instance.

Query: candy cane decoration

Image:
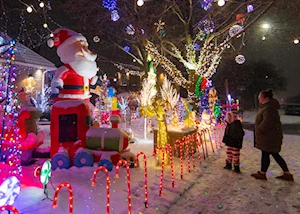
[200,129,209,157]
[155,147,166,196]
[192,133,201,163]
[92,166,110,214]
[189,135,196,169]
[0,205,19,214]
[134,152,148,208]
[197,132,206,159]
[204,128,215,153]
[174,139,184,180]
[53,182,73,214]
[166,144,175,188]
[116,160,132,214]
[184,136,191,172]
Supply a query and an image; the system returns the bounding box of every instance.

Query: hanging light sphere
[26,6,33,13]
[93,36,100,43]
[294,39,299,44]
[137,0,144,7]
[218,0,226,7]
[39,2,45,8]
[235,55,246,64]
[50,33,54,37]
[43,23,48,28]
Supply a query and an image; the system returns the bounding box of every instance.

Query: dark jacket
[222,120,245,149]
[254,98,283,153]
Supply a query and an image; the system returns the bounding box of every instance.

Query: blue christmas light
[103,0,117,11]
[124,46,130,52]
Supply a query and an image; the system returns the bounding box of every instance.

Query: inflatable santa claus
[48,28,98,101]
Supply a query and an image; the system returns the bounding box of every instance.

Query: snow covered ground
[9,114,300,214]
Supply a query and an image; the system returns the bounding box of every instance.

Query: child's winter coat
[222,112,245,149]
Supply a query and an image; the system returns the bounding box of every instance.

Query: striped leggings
[226,147,241,166]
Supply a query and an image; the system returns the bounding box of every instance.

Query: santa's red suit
[48,28,98,101]
[53,64,95,100]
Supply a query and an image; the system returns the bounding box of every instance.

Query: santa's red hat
[47,28,87,50]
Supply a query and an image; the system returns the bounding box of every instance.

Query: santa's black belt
[64,85,89,90]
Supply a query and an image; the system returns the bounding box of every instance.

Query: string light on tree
[43,23,48,28]
[293,39,299,45]
[39,2,45,8]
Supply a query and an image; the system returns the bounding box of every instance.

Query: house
[0,33,56,99]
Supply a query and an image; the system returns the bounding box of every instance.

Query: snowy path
[164,130,300,214]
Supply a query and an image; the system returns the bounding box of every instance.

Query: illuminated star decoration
[154,20,165,32]
[154,20,166,37]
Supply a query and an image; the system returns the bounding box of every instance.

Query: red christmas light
[0,205,19,214]
[92,166,110,214]
[52,182,73,214]
[135,152,148,208]
[116,160,131,214]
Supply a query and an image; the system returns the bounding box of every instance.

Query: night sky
[243,1,300,102]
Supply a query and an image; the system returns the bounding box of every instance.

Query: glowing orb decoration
[229,25,243,37]
[235,55,246,64]
[218,0,226,7]
[0,176,20,206]
[201,0,213,11]
[125,24,135,35]
[111,10,120,21]
[247,4,254,13]
[124,46,130,52]
[93,36,100,43]
[40,160,52,185]
[0,36,9,54]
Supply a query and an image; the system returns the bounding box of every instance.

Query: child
[222,110,245,173]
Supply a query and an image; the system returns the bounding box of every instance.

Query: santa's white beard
[69,56,98,78]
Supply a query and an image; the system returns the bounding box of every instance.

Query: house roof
[0,33,56,71]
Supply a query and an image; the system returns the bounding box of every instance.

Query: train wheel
[73,149,94,168]
[51,153,71,170]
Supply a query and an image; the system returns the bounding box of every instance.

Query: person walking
[223,110,245,173]
[251,89,294,181]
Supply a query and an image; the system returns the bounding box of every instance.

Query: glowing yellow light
[262,23,270,29]
[26,6,33,13]
[294,39,299,45]
[137,0,144,6]
[262,36,266,41]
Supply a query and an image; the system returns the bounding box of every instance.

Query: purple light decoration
[194,43,200,50]
[247,4,254,13]
[103,0,117,11]
[201,0,213,11]
[111,10,120,21]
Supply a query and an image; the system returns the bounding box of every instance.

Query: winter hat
[47,28,87,51]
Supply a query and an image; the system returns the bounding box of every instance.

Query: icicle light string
[115,160,132,214]
[52,182,73,214]
[92,166,110,214]
[134,152,149,208]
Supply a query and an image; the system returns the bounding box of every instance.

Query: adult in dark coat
[251,89,294,181]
